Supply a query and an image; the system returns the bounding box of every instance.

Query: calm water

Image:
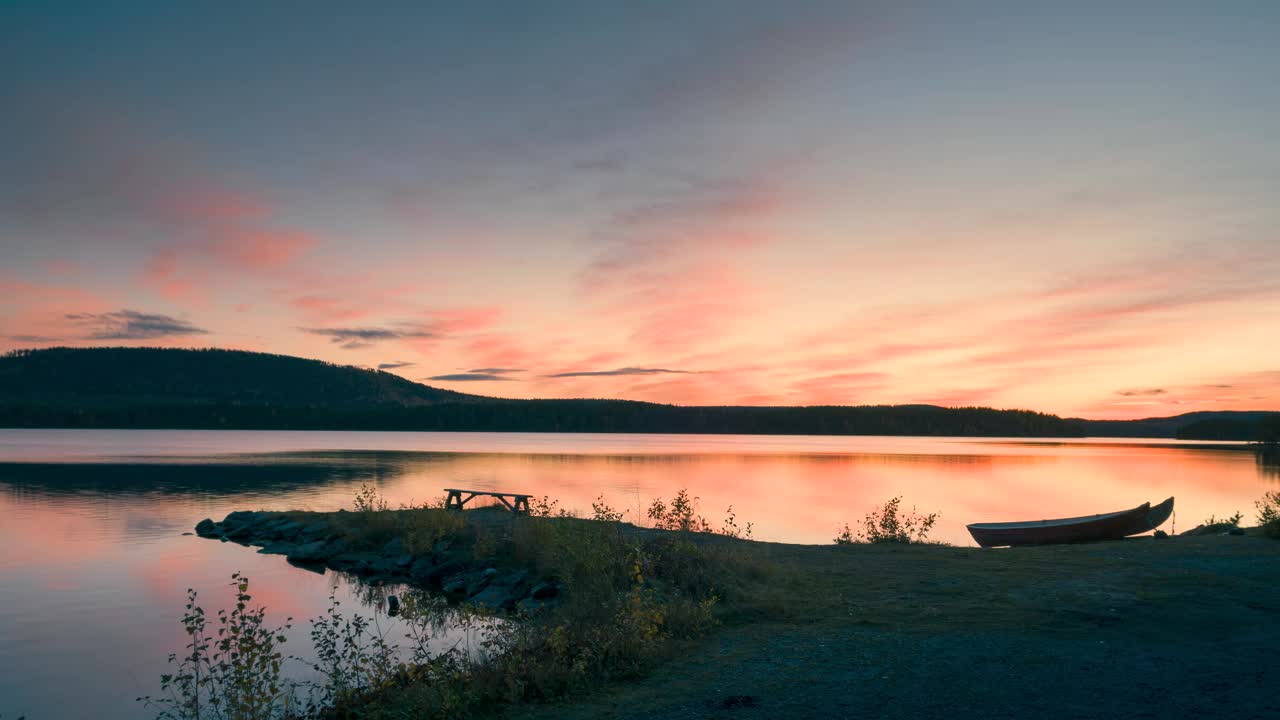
[0,429,1273,719]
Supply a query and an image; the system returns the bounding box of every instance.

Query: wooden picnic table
[443,488,532,514]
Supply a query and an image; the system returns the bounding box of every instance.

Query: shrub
[837,496,939,544]
[1257,491,1280,526]
[352,484,389,513]
[1203,512,1243,527]
[719,505,753,539]
[647,489,712,533]
[139,574,294,720]
[834,524,855,545]
[590,495,626,523]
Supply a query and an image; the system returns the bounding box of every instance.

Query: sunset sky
[2,2,1277,419]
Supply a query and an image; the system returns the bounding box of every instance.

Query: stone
[425,560,465,586]
[1153,530,1168,539]
[409,556,437,581]
[287,540,333,564]
[194,519,219,537]
[466,572,493,597]
[225,524,257,541]
[332,551,383,571]
[222,510,267,528]
[271,520,303,540]
[469,583,518,610]
[300,523,328,539]
[530,581,560,600]
[383,537,406,555]
[443,575,470,599]
[394,553,415,569]
[516,597,558,614]
[257,541,297,555]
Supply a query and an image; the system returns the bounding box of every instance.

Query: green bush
[836,496,939,544]
[1257,491,1280,526]
[139,574,295,720]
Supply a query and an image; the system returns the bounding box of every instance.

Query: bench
[443,488,532,514]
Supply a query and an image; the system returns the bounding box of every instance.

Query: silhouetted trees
[0,347,1086,436]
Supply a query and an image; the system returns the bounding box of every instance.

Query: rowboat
[967,497,1174,548]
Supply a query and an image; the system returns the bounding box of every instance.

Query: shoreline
[190,502,1280,718]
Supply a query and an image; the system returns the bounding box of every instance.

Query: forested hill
[11,348,1272,438]
[1077,411,1280,441]
[0,347,1083,436]
[0,347,481,408]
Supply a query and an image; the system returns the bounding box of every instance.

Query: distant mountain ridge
[0,347,1274,438]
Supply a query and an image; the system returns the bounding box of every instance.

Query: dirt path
[508,536,1280,720]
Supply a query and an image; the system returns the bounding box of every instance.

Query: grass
[151,490,784,719]
[152,488,1279,719]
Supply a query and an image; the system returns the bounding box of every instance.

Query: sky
[1,1,1278,419]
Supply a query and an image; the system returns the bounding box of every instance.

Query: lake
[0,429,1273,719]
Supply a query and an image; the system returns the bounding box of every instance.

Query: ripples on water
[0,429,1270,719]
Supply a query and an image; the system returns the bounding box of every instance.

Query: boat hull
[967,497,1175,548]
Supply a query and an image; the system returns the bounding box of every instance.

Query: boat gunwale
[966,504,1144,531]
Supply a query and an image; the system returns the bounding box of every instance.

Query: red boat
[967,497,1174,548]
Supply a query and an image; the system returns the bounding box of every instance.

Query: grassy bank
[157,490,1280,719]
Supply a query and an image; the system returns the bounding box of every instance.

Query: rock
[286,540,333,564]
[387,595,400,616]
[332,551,384,572]
[181,532,194,536]
[466,572,493,597]
[299,523,329,540]
[270,520,303,540]
[383,537,406,555]
[1153,530,1168,539]
[257,541,297,555]
[225,524,257,541]
[424,560,465,586]
[432,538,453,555]
[530,581,560,600]
[1228,527,1246,536]
[394,553,415,569]
[443,574,470,599]
[194,518,220,537]
[409,556,437,581]
[516,597,558,614]
[469,583,518,610]
[222,510,267,528]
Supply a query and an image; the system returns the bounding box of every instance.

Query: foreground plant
[150,488,762,719]
[140,574,294,720]
[1258,490,1280,538]
[835,496,940,544]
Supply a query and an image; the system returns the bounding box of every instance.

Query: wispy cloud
[66,310,208,340]
[377,361,415,371]
[544,366,698,378]
[427,373,516,382]
[301,325,435,350]
[468,367,523,375]
[1116,388,1167,397]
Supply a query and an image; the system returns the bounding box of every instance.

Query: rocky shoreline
[194,510,562,612]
